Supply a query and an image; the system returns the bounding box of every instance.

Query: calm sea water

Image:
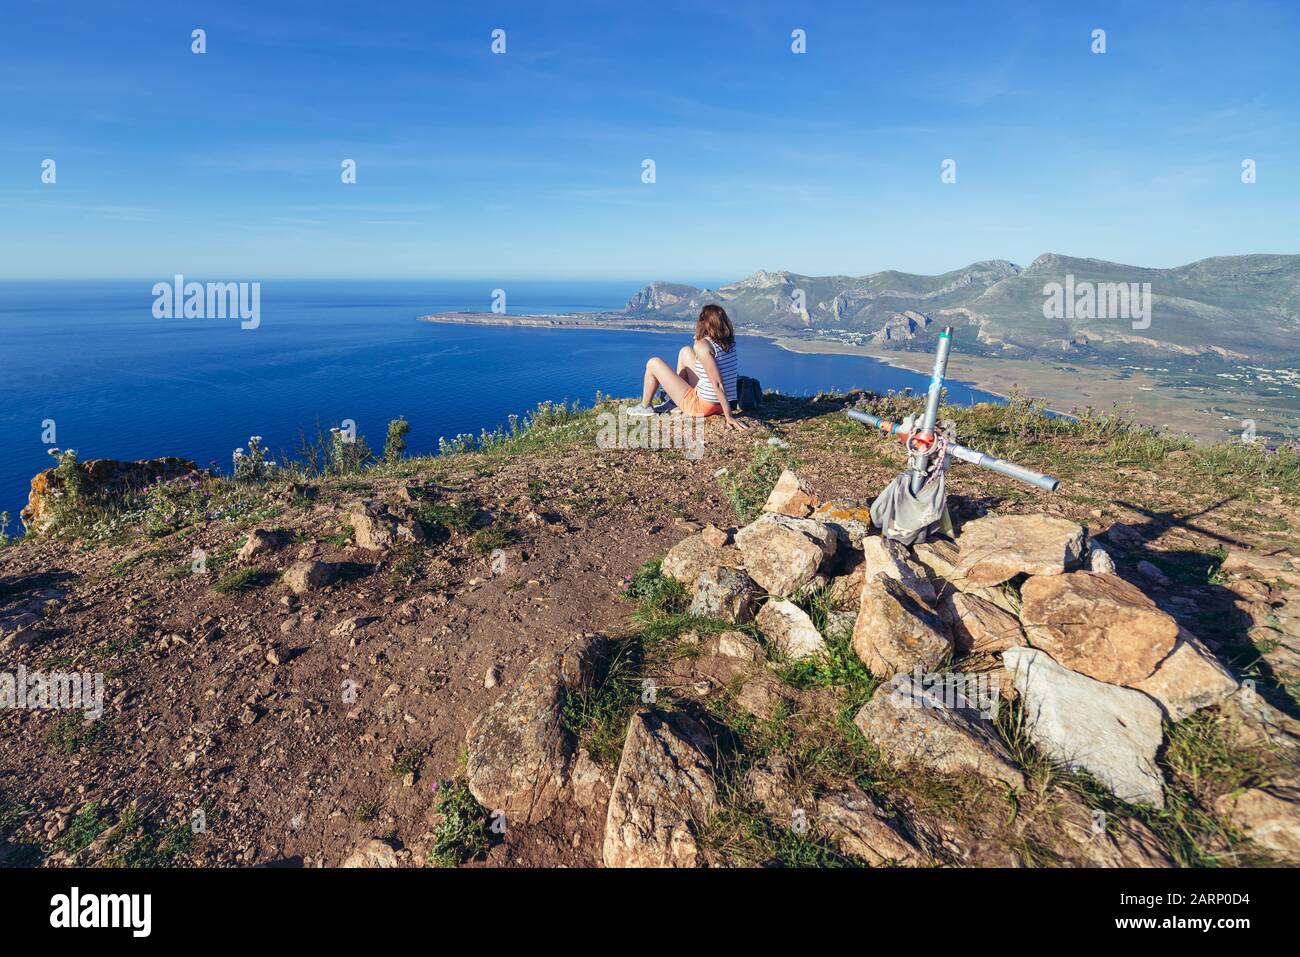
[0,280,999,529]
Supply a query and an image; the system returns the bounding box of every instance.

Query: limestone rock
[860,537,936,604]
[954,514,1087,586]
[734,512,837,596]
[1020,572,1178,685]
[465,634,606,825]
[1088,542,1117,575]
[21,455,199,533]
[1215,774,1300,863]
[570,748,613,811]
[1104,522,1146,551]
[827,562,866,609]
[239,527,288,561]
[1133,631,1238,721]
[853,674,1025,790]
[757,599,826,661]
[1003,647,1165,807]
[341,838,398,868]
[283,560,339,595]
[813,787,925,866]
[1218,687,1300,755]
[811,501,874,550]
[603,710,717,867]
[938,591,1024,653]
[661,532,743,586]
[1056,793,1173,867]
[709,630,763,661]
[852,576,952,678]
[762,469,819,518]
[688,566,759,624]
[349,500,426,551]
[734,673,790,720]
[699,523,730,549]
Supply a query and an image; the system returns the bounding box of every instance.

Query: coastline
[416,311,1257,442]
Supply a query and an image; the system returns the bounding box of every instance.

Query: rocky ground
[1,392,1298,868]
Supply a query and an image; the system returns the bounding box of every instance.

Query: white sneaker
[625,404,656,417]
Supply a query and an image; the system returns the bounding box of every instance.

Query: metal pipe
[910,327,953,491]
[845,408,1060,492]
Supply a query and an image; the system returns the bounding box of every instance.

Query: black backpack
[735,375,763,411]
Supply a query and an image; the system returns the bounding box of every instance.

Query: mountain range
[615,254,1300,365]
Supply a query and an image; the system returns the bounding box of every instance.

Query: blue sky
[1,0,1297,281]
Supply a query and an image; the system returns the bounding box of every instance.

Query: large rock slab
[954,514,1087,586]
[853,674,1025,790]
[603,710,717,867]
[756,599,826,661]
[762,469,819,518]
[688,566,759,624]
[660,532,743,586]
[734,513,837,596]
[465,634,606,825]
[938,590,1025,653]
[1133,630,1238,721]
[1003,647,1165,807]
[1020,572,1178,685]
[852,576,952,678]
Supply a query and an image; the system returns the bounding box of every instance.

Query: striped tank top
[694,337,739,403]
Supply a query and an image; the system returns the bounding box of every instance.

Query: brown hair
[695,304,735,352]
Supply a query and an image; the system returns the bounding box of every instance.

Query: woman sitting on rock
[628,304,747,430]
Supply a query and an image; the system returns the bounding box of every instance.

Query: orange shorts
[679,387,723,417]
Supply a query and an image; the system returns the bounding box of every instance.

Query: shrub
[385,417,410,463]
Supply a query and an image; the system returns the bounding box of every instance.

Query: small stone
[688,566,759,624]
[341,838,398,868]
[238,527,287,561]
[283,560,339,595]
[1088,542,1117,575]
[711,630,763,662]
[853,674,1025,790]
[484,665,501,689]
[756,599,826,661]
[660,533,743,586]
[1136,560,1170,586]
[762,469,819,518]
[699,523,730,549]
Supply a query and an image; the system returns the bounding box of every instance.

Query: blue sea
[0,280,999,529]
